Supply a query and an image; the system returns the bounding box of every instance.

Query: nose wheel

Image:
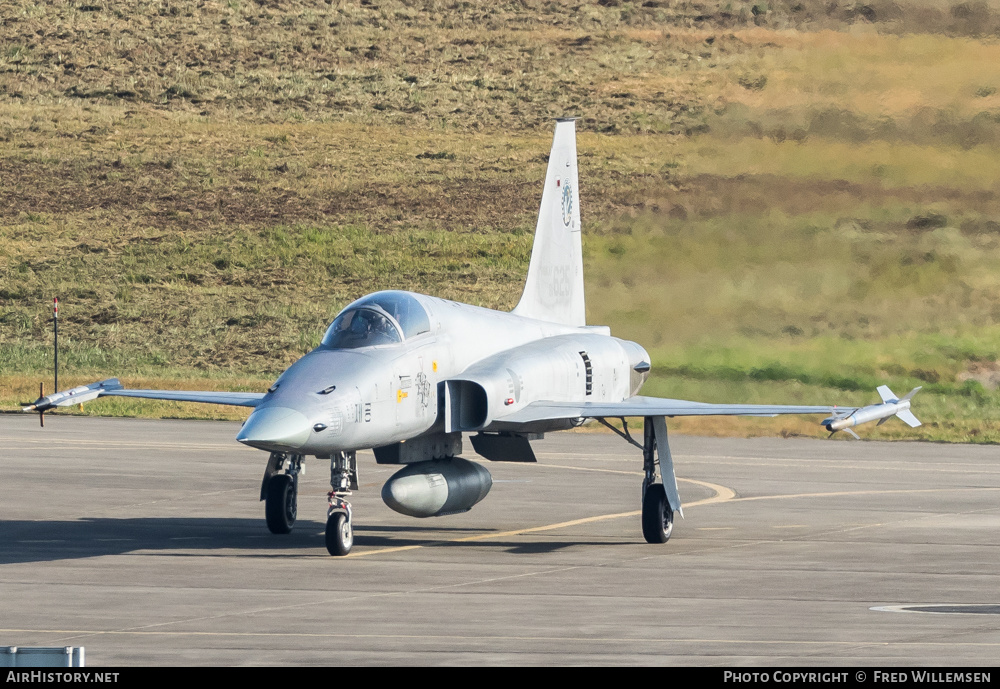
[326,502,353,556]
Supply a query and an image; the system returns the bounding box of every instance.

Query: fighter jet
[24,119,921,556]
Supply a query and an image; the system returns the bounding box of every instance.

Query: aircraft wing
[101,389,265,407]
[23,378,265,412]
[501,395,851,424]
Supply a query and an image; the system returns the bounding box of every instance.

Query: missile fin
[895,409,921,428]
[900,386,922,402]
[876,385,897,403]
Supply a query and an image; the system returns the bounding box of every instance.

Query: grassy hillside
[3,1,1000,441]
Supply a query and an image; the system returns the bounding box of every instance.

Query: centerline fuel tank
[381,457,493,518]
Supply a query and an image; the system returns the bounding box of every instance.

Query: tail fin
[512,118,585,326]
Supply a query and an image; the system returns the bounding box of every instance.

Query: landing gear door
[651,416,682,518]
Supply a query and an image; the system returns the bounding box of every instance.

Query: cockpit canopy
[322,306,401,348]
[321,292,430,349]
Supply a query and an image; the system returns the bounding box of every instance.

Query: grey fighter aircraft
[24,119,922,556]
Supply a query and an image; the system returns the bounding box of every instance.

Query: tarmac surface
[1,414,999,666]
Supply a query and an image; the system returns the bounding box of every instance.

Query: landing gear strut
[640,416,674,544]
[326,451,358,556]
[262,452,303,534]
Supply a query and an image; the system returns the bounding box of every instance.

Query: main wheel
[265,474,297,534]
[641,483,673,544]
[326,512,353,556]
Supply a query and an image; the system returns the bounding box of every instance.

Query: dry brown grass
[715,32,1000,117]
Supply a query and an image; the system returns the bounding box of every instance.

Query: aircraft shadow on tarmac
[0,518,628,563]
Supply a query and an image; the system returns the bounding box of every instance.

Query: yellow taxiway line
[345,476,735,558]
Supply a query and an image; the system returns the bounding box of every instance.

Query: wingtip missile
[21,378,124,415]
[822,385,921,436]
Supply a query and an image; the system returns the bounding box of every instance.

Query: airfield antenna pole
[36,297,59,428]
[53,297,59,394]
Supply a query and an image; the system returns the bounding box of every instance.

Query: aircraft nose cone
[237,406,311,452]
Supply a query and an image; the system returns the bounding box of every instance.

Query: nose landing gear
[326,451,358,556]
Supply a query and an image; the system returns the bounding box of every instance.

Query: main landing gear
[599,415,680,545]
[261,452,303,535]
[326,451,358,556]
[640,418,673,543]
